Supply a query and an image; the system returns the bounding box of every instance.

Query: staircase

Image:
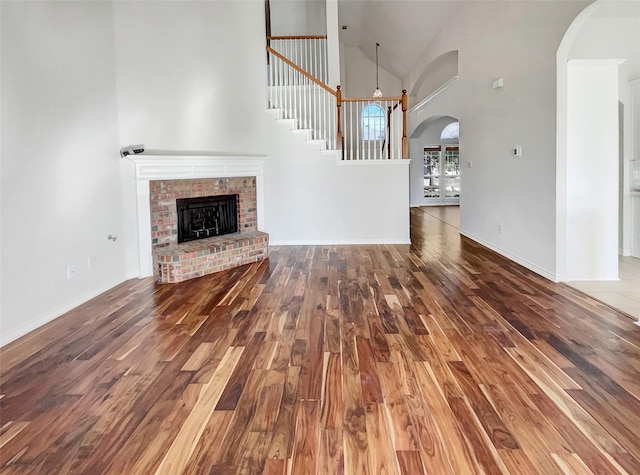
[258,31,411,247]
[265,35,408,161]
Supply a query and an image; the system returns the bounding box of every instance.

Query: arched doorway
[557,0,640,281]
[409,115,461,207]
[557,0,640,320]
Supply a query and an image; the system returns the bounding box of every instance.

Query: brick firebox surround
[149,177,268,283]
[150,177,257,247]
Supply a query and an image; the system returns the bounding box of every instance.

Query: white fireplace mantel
[126,152,269,278]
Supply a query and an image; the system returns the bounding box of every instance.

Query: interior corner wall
[1,1,127,346]
[112,1,269,278]
[566,60,621,280]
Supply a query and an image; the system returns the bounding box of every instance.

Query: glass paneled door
[423,146,460,205]
[423,147,441,199]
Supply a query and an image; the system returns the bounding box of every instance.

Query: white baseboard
[459,230,557,282]
[0,277,127,348]
[269,238,411,246]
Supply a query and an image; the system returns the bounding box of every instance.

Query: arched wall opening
[409,115,460,207]
[556,0,640,282]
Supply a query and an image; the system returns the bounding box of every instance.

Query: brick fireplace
[125,153,269,282]
[150,177,268,283]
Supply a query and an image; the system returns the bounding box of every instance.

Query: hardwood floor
[2,207,640,474]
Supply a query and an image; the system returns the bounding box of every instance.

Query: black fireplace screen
[176,194,238,243]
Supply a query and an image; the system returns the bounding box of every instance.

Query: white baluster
[290,41,294,117]
[268,51,272,108]
[276,56,281,111]
[315,39,319,81]
[349,102,360,160]
[354,103,358,160]
[320,90,324,141]
[302,72,307,130]
[294,69,299,129]
[307,38,311,77]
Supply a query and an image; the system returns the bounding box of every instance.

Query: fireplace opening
[176,194,238,243]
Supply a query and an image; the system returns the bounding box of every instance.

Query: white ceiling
[338,0,469,79]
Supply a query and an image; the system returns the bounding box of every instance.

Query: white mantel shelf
[125,152,270,278]
[128,152,270,180]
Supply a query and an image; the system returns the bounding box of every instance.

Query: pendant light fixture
[373,42,382,98]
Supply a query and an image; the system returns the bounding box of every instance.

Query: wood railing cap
[267,35,327,40]
[342,96,403,103]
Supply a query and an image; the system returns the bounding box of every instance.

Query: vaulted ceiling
[338,0,470,80]
[339,0,640,83]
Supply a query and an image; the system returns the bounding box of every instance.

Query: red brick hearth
[149,177,268,283]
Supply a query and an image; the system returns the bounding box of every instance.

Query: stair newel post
[336,85,343,155]
[387,105,392,159]
[402,89,408,159]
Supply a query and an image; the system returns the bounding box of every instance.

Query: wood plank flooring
[2,207,640,474]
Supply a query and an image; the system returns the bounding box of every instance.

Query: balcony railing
[266,41,407,161]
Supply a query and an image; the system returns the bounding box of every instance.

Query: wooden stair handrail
[266,46,336,96]
[267,35,328,40]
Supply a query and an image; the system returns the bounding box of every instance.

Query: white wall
[407,1,589,281]
[566,60,621,280]
[263,120,410,245]
[114,2,267,154]
[270,0,326,36]
[1,1,126,345]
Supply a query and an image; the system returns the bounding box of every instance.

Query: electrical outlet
[67,265,76,279]
[337,219,344,228]
[87,256,95,270]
